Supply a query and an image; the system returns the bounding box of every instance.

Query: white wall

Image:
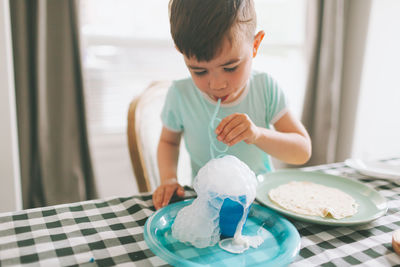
[0,0,22,212]
[352,0,400,160]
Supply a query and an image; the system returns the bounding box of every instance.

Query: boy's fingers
[153,196,160,210]
[154,183,184,210]
[217,114,244,139]
[162,186,176,207]
[177,186,185,196]
[224,123,247,144]
[216,114,237,134]
[153,188,165,210]
[227,130,247,146]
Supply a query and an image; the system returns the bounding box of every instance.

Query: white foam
[171,155,263,251]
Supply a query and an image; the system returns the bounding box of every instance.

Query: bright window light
[80,0,307,134]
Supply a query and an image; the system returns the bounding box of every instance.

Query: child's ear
[253,30,265,58]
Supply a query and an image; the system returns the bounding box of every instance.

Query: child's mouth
[216,95,229,102]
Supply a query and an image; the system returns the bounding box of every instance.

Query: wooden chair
[127,81,192,193]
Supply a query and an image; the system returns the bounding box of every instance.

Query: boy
[153,0,311,210]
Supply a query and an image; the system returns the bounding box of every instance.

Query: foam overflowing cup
[171,155,262,252]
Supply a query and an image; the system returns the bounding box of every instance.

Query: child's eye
[194,70,207,76]
[224,66,238,72]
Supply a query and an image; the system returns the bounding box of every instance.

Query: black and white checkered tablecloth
[0,160,399,266]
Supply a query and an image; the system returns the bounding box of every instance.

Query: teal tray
[144,199,300,266]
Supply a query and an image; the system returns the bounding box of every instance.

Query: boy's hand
[152,178,185,210]
[215,113,260,146]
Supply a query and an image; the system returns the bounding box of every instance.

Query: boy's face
[183,36,254,104]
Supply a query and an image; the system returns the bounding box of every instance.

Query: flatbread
[268,181,358,219]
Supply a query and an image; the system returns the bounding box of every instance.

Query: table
[1,160,400,266]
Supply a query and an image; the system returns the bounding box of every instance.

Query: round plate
[256,170,388,226]
[345,158,400,180]
[144,199,300,266]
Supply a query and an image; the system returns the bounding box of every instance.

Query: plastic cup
[218,195,251,238]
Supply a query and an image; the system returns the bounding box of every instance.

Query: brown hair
[169,0,257,61]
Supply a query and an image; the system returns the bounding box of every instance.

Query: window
[80,0,307,133]
[253,0,307,116]
[79,0,307,197]
[352,0,400,160]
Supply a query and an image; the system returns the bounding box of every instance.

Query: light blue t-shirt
[161,71,288,178]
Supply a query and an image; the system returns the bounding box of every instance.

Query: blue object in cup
[219,195,250,238]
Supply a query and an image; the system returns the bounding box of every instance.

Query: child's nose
[209,76,227,90]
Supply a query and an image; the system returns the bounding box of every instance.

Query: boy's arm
[153,127,184,210]
[254,111,311,165]
[216,111,311,165]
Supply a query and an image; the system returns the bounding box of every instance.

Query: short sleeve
[161,85,184,132]
[264,74,288,125]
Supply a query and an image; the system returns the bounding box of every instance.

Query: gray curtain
[10,0,97,208]
[302,0,371,166]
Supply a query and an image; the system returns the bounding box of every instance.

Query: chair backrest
[127,81,192,193]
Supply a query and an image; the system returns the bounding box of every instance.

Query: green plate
[256,170,388,226]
